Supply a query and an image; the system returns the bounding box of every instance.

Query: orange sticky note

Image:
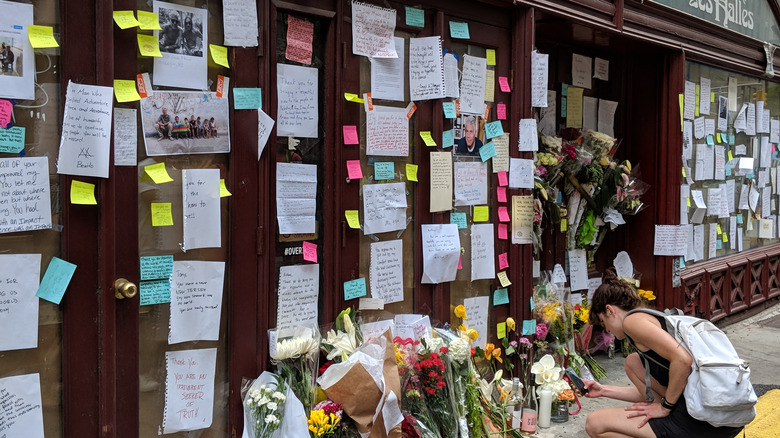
[497,186,507,203]
[303,241,317,262]
[498,223,508,240]
[498,171,508,187]
[343,125,359,144]
[346,160,363,180]
[498,206,510,222]
[497,103,507,120]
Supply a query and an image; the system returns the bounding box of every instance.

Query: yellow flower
[493,347,503,363]
[467,329,479,341]
[579,308,590,323]
[454,304,468,320]
[484,343,495,360]
[638,289,656,301]
[457,323,467,333]
[506,317,516,332]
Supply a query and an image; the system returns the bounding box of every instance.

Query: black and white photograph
[153,1,208,90]
[157,7,203,56]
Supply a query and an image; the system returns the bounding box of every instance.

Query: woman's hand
[582,380,605,398]
[625,402,672,428]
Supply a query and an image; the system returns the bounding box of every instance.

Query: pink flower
[536,323,549,339]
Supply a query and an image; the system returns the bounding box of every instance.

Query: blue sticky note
[737,214,743,224]
[725,166,731,177]
[522,319,536,336]
[493,288,509,305]
[140,279,171,306]
[561,97,567,117]
[706,135,714,146]
[479,141,497,162]
[729,134,735,145]
[344,277,367,300]
[36,257,77,305]
[442,101,457,119]
[680,257,686,268]
[449,21,470,39]
[0,126,25,153]
[140,255,174,281]
[442,129,454,148]
[561,83,568,96]
[530,297,535,311]
[233,88,262,110]
[405,6,424,27]
[747,172,754,179]
[716,240,723,250]
[374,162,395,180]
[484,120,504,139]
[450,212,467,229]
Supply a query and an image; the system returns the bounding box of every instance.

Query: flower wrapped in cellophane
[270,324,321,415]
[532,279,574,350]
[415,338,459,438]
[321,308,363,363]
[241,371,309,438]
[396,339,441,438]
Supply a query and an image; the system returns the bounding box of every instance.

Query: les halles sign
[653,0,780,43]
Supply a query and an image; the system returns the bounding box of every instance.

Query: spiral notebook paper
[409,36,447,101]
[162,348,217,434]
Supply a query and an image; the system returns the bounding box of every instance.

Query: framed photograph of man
[140,91,230,156]
[453,115,485,156]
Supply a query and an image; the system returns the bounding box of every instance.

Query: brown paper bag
[322,361,384,435]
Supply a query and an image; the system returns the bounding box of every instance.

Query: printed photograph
[140,91,230,156]
[0,35,22,76]
[158,7,204,57]
[453,115,485,156]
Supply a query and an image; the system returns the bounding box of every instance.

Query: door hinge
[256,226,264,256]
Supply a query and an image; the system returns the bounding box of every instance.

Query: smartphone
[565,367,588,395]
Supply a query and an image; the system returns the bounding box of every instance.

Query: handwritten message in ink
[162,348,217,434]
[57,81,113,178]
[0,157,52,234]
[0,373,45,438]
[366,106,409,156]
[276,64,318,138]
[182,169,221,251]
[0,254,40,352]
[370,239,404,304]
[276,264,319,337]
[169,261,225,344]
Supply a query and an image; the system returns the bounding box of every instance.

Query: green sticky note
[344,278,367,300]
[530,297,535,311]
[562,83,568,96]
[0,126,25,153]
[374,162,395,180]
[449,21,470,39]
[479,141,497,162]
[737,214,743,224]
[473,206,489,222]
[450,212,467,229]
[442,129,454,148]
[233,88,262,110]
[716,240,723,250]
[706,135,714,145]
[725,166,731,177]
[140,255,174,281]
[497,322,507,339]
[561,97,567,117]
[729,134,735,145]
[442,101,457,119]
[140,279,171,306]
[36,257,77,305]
[484,120,504,139]
[493,287,509,305]
[405,6,424,27]
[522,319,536,335]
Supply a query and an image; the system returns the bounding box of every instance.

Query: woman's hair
[588,268,643,325]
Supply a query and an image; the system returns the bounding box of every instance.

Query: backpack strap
[624,308,672,403]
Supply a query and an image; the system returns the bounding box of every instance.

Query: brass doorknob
[114,278,138,299]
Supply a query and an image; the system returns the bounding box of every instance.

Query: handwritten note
[286,15,314,64]
[276,162,317,234]
[442,101,457,119]
[351,1,397,58]
[57,81,113,178]
[449,21,470,39]
[343,125,359,145]
[442,129,455,148]
[518,119,538,152]
[140,279,170,306]
[460,55,487,115]
[370,37,405,101]
[511,195,534,244]
[182,169,221,251]
[209,44,230,67]
[346,160,363,180]
[36,257,76,305]
[370,239,404,303]
[594,57,609,81]
[113,108,137,166]
[406,163,418,182]
[277,264,319,337]
[367,106,409,156]
[374,162,394,180]
[474,205,489,222]
[0,254,40,351]
[509,158,534,189]
[566,86,584,128]
[0,157,53,234]
[450,212,467,229]
[140,255,173,281]
[363,182,407,234]
[0,374,45,437]
[454,161,488,206]
[222,0,259,46]
[430,152,453,212]
[421,224,460,284]
[169,261,225,344]
[572,54,592,89]
[344,277,367,300]
[568,249,588,291]
[471,223,495,281]
[409,36,445,101]
[70,180,97,205]
[653,225,690,256]
[277,64,318,138]
[27,25,58,48]
[345,210,360,229]
[420,131,437,146]
[113,79,141,103]
[151,202,174,226]
[444,52,460,98]
[233,88,262,110]
[137,10,162,30]
[479,141,497,162]
[0,126,24,153]
[137,33,162,57]
[162,348,217,434]
[531,50,549,107]
[405,6,424,27]
[257,108,274,159]
[145,162,174,184]
[113,10,140,29]
[484,120,504,139]
[303,241,317,262]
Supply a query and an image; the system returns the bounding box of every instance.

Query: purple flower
[510,340,518,348]
[519,337,532,346]
[536,323,549,339]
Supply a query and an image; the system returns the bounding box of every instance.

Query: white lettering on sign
[687,0,754,30]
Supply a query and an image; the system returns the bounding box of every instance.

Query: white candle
[538,388,552,428]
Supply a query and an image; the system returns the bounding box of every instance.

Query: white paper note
[693,224,704,261]
[583,97,598,132]
[508,158,534,189]
[593,58,609,81]
[222,0,259,47]
[613,251,633,278]
[0,373,44,438]
[459,55,487,115]
[276,64,318,138]
[57,81,113,178]
[699,77,711,115]
[276,264,319,337]
[511,195,534,244]
[169,261,225,344]
[470,224,495,281]
[276,162,317,234]
[409,36,445,101]
[370,239,404,304]
[491,133,510,173]
[430,152,453,212]
[531,51,549,107]
[182,169,221,251]
[153,1,208,90]
[684,81,696,120]
[0,254,40,352]
[113,108,138,166]
[443,52,460,99]
[747,103,756,136]
[568,249,588,291]
[518,119,539,152]
[454,161,488,206]
[572,54,592,89]
[162,348,217,433]
[653,225,690,256]
[371,37,405,101]
[734,103,747,132]
[597,99,618,138]
[351,1,397,58]
[463,296,489,349]
[257,108,275,159]
[363,182,408,234]
[708,223,718,258]
[539,90,557,136]
[0,157,53,234]
[367,105,409,156]
[421,224,460,284]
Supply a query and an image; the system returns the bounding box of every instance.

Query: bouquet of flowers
[397,341,442,438]
[321,308,362,362]
[243,374,287,438]
[532,281,574,350]
[571,298,606,381]
[433,327,478,437]
[531,354,569,399]
[270,325,321,414]
[416,342,459,437]
[308,400,345,438]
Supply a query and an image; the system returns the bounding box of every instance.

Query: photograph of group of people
[0,39,20,76]
[157,7,204,57]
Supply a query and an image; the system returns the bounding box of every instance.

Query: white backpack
[625,308,757,427]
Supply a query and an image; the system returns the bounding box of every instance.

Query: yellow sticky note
[27,25,59,48]
[137,10,162,30]
[144,162,174,184]
[344,93,364,103]
[486,49,496,66]
[151,203,174,227]
[497,271,512,287]
[406,164,418,182]
[220,179,231,197]
[474,205,489,222]
[209,44,229,68]
[70,180,97,205]
[686,196,691,207]
[682,166,686,177]
[711,91,715,103]
[113,79,141,102]
[420,131,437,146]
[113,11,140,29]
[678,94,684,130]
[695,84,700,117]
[717,224,722,234]
[497,322,506,339]
[137,33,162,57]
[716,133,722,143]
[345,210,360,229]
[728,151,734,161]
[561,219,567,232]
[722,232,729,243]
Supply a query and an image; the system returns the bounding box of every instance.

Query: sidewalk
[538,300,780,438]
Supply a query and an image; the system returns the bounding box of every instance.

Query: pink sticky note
[458,255,463,270]
[0,99,12,127]
[774,144,777,153]
[498,76,511,92]
[497,186,507,203]
[343,125,359,145]
[346,160,363,180]
[497,103,507,120]
[303,241,317,262]
[498,252,509,270]
[498,224,508,240]
[498,206,510,222]
[498,171,508,187]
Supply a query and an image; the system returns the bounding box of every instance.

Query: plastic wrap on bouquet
[241,371,309,438]
[433,328,474,437]
[532,280,574,350]
[415,341,458,438]
[270,324,320,415]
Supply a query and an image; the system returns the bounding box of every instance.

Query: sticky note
[728,150,734,161]
[449,21,470,39]
[562,83,568,96]
[374,162,394,180]
[717,224,722,234]
[346,160,363,180]
[343,125,359,144]
[706,135,714,146]
[498,76,510,92]
[151,203,174,226]
[497,271,512,287]
[737,214,743,224]
[442,129,454,148]
[405,6,424,27]
[486,49,496,66]
[711,91,715,102]
[498,171,508,187]
[484,120,504,139]
[140,255,174,281]
[716,240,722,250]
[220,179,231,197]
[479,141,497,162]
[716,133,722,143]
[494,288,509,305]
[497,186,507,203]
[36,257,77,305]
[497,103,507,120]
[450,212,467,229]
[458,255,463,270]
[137,11,162,30]
[233,88,262,109]
[681,166,686,177]
[27,25,59,48]
[442,101,457,119]
[722,232,729,243]
[686,196,691,207]
[209,44,230,68]
[498,223,508,240]
[113,79,141,102]
[144,162,173,183]
[345,210,360,229]
[140,279,171,306]
[498,206,510,222]
[420,131,437,146]
[0,99,12,127]
[344,93,364,103]
[406,164,418,182]
[303,241,317,262]
[497,322,506,339]
[561,219,567,232]
[137,34,162,57]
[113,11,140,29]
[70,180,97,205]
[474,205,489,222]
[0,126,25,153]
[561,97,567,117]
[344,277,367,300]
[725,166,731,177]
[522,319,536,336]
[498,252,509,270]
